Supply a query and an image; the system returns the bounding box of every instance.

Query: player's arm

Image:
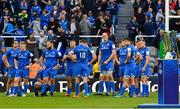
[25,53,35,69]
[89,50,97,65]
[143,51,150,70]
[134,52,143,64]
[2,54,11,68]
[125,47,131,63]
[115,50,120,65]
[14,55,18,69]
[68,50,77,61]
[53,51,63,70]
[104,44,116,64]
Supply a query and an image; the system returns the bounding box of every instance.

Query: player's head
[123,38,131,46]
[79,39,88,45]
[12,40,19,49]
[136,39,145,48]
[118,39,124,48]
[69,40,76,48]
[19,41,26,50]
[46,40,54,50]
[0,45,6,53]
[102,33,109,41]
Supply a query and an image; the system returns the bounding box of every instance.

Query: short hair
[47,40,54,44]
[79,39,88,43]
[19,41,26,45]
[12,40,18,45]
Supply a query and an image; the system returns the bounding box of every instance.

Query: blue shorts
[75,63,88,77]
[43,67,57,79]
[88,64,93,76]
[8,67,16,78]
[100,62,113,72]
[134,66,141,78]
[15,68,29,79]
[65,66,76,77]
[119,65,125,77]
[139,66,150,76]
[124,62,136,77]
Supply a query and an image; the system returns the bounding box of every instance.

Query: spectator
[79,14,90,35]
[18,10,29,28]
[40,9,50,29]
[144,0,154,12]
[170,8,180,32]
[47,30,57,44]
[144,17,155,35]
[31,18,41,36]
[87,11,96,35]
[107,0,119,26]
[69,17,80,37]
[175,0,180,11]
[58,14,69,33]
[19,0,29,11]
[82,0,96,13]
[47,17,59,35]
[26,31,39,58]
[51,6,60,20]
[144,17,155,46]
[31,1,41,16]
[76,10,83,23]
[155,8,164,26]
[2,17,16,34]
[70,0,80,9]
[45,0,54,14]
[170,0,177,14]
[135,7,146,33]
[37,30,47,57]
[133,0,144,14]
[126,16,139,42]
[154,0,164,12]
[30,10,39,22]
[145,7,154,20]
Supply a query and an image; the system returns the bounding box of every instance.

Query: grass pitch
[0,92,157,108]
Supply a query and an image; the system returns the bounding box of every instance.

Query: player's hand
[88,62,92,65]
[4,72,7,77]
[117,61,120,65]
[24,66,30,69]
[52,64,60,70]
[103,60,108,65]
[6,64,12,68]
[42,66,46,70]
[142,67,146,73]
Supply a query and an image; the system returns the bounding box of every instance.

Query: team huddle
[3,32,150,98]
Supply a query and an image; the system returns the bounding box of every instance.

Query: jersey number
[80,52,86,59]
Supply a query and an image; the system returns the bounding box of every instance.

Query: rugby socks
[84,82,88,96]
[119,82,123,94]
[130,85,135,96]
[10,87,14,94]
[135,88,139,95]
[75,83,79,96]
[145,84,149,96]
[18,85,22,95]
[41,84,47,93]
[142,84,146,96]
[50,84,55,93]
[110,81,115,93]
[119,86,126,96]
[98,81,103,93]
[67,88,72,95]
[105,81,110,93]
[13,86,18,95]
[24,84,28,95]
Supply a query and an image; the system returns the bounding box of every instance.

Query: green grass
[0,92,158,108]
